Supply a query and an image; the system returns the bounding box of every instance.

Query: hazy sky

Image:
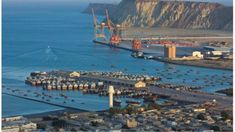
[3,0,233,6]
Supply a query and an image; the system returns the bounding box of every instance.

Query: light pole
[108,85,115,108]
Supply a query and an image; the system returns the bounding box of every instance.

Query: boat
[126,100,141,106]
[131,51,144,58]
[144,96,157,103]
[144,55,154,60]
[114,99,122,107]
[60,93,68,99]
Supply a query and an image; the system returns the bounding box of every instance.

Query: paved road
[149,86,232,110]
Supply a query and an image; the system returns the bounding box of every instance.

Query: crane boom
[92,8,97,28]
[105,9,113,30]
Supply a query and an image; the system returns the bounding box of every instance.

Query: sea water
[2,2,232,116]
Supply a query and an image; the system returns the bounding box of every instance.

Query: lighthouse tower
[108,85,115,108]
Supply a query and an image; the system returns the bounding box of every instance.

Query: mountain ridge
[109,0,233,31]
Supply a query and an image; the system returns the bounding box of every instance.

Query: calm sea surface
[2,2,233,117]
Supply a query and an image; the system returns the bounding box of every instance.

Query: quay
[93,40,164,55]
[93,40,198,57]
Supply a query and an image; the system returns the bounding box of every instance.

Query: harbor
[3,70,232,113]
[2,2,233,119]
[2,1,233,131]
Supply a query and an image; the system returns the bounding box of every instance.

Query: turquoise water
[2,2,233,116]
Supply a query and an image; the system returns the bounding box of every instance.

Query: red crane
[110,34,121,45]
[132,38,142,51]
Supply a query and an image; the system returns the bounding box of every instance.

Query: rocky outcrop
[110,0,233,31]
[83,3,117,16]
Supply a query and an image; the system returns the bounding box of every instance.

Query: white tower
[108,85,115,108]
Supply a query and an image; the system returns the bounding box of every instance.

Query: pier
[23,70,232,113]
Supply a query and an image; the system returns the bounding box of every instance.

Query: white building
[2,116,37,132]
[192,51,204,58]
[134,81,146,88]
[211,51,223,56]
[69,71,80,77]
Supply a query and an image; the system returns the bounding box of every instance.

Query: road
[149,86,232,111]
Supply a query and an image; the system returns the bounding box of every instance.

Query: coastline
[24,109,81,118]
[154,58,233,71]
[93,40,232,71]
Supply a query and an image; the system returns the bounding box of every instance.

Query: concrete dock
[93,40,200,56]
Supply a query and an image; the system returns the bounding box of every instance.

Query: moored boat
[114,99,122,107]
[126,100,141,106]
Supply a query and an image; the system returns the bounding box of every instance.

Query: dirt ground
[121,27,233,48]
[164,59,233,70]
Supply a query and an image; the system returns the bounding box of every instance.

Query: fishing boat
[126,100,141,106]
[131,51,144,58]
[144,95,158,103]
[114,99,122,107]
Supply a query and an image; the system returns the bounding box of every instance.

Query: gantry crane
[92,8,126,45]
[92,8,107,41]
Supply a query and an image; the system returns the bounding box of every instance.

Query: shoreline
[24,109,81,118]
[154,58,233,71]
[93,40,232,71]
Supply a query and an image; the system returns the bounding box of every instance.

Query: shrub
[52,120,68,128]
[197,113,206,120]
[210,125,220,131]
[221,111,230,121]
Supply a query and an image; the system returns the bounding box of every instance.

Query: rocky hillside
[110,0,233,30]
[83,3,117,16]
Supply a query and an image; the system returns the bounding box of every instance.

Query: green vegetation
[109,104,160,115]
[91,121,98,127]
[42,116,58,121]
[52,120,68,128]
[220,111,231,121]
[197,113,206,120]
[109,107,139,115]
[37,124,46,130]
[210,125,220,131]
[71,128,78,132]
[145,103,160,110]
[216,88,233,96]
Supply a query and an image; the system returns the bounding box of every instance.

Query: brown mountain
[110,0,233,31]
[83,3,117,16]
